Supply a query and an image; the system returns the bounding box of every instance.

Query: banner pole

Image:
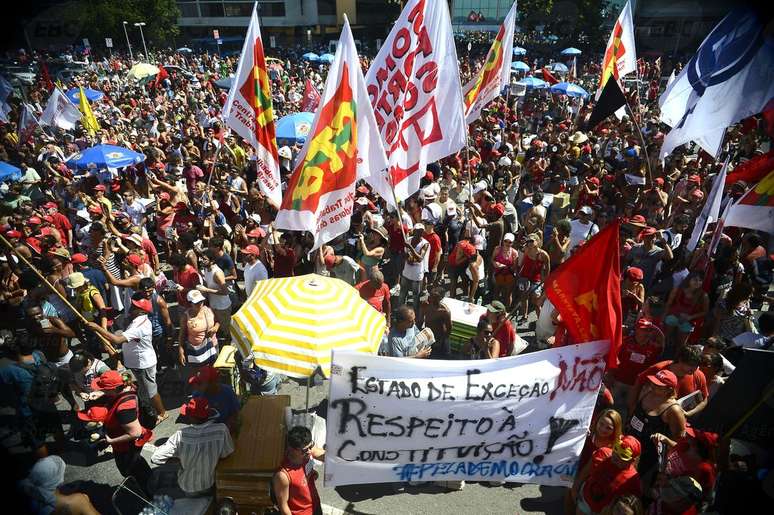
[0,234,118,355]
[623,97,654,185]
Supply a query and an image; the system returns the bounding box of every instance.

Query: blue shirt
[194,385,240,424]
[0,351,45,418]
[383,325,419,357]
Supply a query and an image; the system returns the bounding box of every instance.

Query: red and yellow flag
[597,0,637,95]
[223,4,281,207]
[275,16,388,250]
[546,220,622,369]
[462,2,517,124]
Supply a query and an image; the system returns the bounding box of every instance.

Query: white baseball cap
[187,289,206,304]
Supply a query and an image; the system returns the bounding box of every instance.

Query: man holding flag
[275,16,388,250]
[223,3,283,208]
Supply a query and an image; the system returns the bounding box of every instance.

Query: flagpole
[385,168,409,244]
[0,234,118,356]
[622,95,654,185]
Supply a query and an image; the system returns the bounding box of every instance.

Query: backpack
[20,357,61,413]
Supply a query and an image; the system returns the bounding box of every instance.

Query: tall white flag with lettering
[659,9,774,159]
[364,0,466,208]
[39,88,82,130]
[223,3,282,207]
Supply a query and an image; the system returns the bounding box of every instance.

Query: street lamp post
[134,22,149,61]
[122,21,133,61]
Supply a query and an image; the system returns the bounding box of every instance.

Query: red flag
[725,149,774,185]
[39,61,54,92]
[541,67,559,85]
[546,219,622,369]
[300,78,321,112]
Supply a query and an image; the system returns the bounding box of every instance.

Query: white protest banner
[325,340,609,487]
[364,0,466,208]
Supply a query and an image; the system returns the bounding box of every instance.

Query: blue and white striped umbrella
[561,47,582,56]
[517,77,548,90]
[511,61,530,72]
[550,82,590,99]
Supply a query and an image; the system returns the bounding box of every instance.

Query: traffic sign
[213,29,220,39]
[105,38,113,48]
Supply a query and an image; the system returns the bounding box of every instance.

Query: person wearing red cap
[626,367,687,480]
[643,176,669,222]
[89,184,113,215]
[150,396,234,495]
[576,176,601,212]
[624,226,673,288]
[98,251,146,318]
[611,317,665,403]
[576,435,642,514]
[242,244,268,296]
[88,369,154,495]
[188,365,241,429]
[621,267,645,325]
[87,292,167,424]
[323,252,360,286]
[44,202,73,246]
[651,427,718,506]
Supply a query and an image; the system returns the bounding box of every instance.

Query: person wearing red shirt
[43,202,73,246]
[422,221,442,285]
[651,427,718,507]
[479,301,516,357]
[355,270,391,319]
[273,425,325,515]
[576,435,642,514]
[628,345,708,419]
[170,253,201,309]
[612,318,665,402]
[273,232,297,278]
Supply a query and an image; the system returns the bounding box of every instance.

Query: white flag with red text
[364,0,466,208]
[223,4,282,207]
[275,17,388,250]
[462,1,517,124]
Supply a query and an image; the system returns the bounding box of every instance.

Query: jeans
[398,276,422,313]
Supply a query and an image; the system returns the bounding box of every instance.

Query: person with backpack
[137,277,175,368]
[0,334,64,458]
[84,370,154,496]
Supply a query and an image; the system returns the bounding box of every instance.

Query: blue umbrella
[517,77,548,90]
[214,76,234,90]
[512,46,527,56]
[276,112,315,145]
[511,61,530,72]
[177,47,193,53]
[561,47,582,56]
[319,53,335,64]
[66,145,145,170]
[65,87,103,104]
[0,161,22,182]
[550,82,590,99]
[548,62,569,73]
[303,52,320,62]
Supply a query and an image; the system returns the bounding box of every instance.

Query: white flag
[223,4,282,208]
[275,16,388,250]
[596,0,636,98]
[17,103,39,145]
[659,9,774,160]
[462,1,517,124]
[364,0,466,208]
[687,156,729,251]
[39,87,82,130]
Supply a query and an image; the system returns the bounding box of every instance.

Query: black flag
[586,79,627,130]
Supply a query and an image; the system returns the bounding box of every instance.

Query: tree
[66,0,180,51]
[518,0,555,32]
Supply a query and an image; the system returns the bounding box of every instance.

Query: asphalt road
[51,364,562,515]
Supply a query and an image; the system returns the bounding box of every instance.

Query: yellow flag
[78,87,99,136]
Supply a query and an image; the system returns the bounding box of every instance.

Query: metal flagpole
[622,90,654,185]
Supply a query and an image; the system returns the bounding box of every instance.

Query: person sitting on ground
[151,397,234,496]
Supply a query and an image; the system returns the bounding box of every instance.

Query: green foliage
[518,0,555,30]
[67,0,180,49]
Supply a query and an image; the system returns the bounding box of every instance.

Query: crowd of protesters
[0,29,772,515]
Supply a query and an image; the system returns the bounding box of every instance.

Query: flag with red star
[546,219,623,369]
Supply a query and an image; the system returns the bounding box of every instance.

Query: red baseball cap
[586,176,600,186]
[94,184,106,192]
[647,369,678,390]
[629,215,647,225]
[76,405,109,422]
[43,201,58,210]
[71,253,88,264]
[654,177,665,186]
[685,427,719,449]
[614,435,642,461]
[158,192,170,201]
[180,397,212,420]
[127,254,144,267]
[42,215,54,223]
[91,370,125,391]
[626,267,644,281]
[6,230,21,239]
[459,240,477,258]
[87,205,103,215]
[247,227,266,239]
[636,317,655,329]
[687,174,701,184]
[188,366,219,386]
[242,244,260,256]
[324,254,337,269]
[638,227,658,240]
[130,295,152,313]
[490,203,505,217]
[28,216,42,226]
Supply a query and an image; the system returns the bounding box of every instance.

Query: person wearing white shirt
[398,224,430,313]
[121,190,147,228]
[568,206,599,252]
[242,245,268,297]
[86,293,167,423]
[151,397,234,494]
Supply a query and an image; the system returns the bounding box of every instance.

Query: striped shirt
[150,420,234,493]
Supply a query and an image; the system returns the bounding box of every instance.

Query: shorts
[494,273,515,287]
[664,314,694,333]
[131,365,158,401]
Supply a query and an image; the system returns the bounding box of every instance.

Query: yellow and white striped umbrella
[230,274,386,378]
